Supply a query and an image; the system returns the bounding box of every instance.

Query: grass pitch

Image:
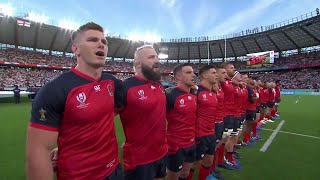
[0,95,319,179]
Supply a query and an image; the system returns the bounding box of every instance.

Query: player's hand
[51,147,58,172]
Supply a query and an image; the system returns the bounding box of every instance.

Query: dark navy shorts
[241,114,246,123]
[235,117,242,129]
[246,110,256,121]
[261,103,267,109]
[195,135,216,160]
[167,145,196,172]
[104,164,124,180]
[223,115,236,131]
[256,106,261,113]
[215,122,224,141]
[267,101,275,108]
[124,155,167,180]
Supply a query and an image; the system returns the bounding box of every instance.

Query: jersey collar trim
[71,68,101,82]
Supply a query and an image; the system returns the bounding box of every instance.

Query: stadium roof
[0,13,320,61]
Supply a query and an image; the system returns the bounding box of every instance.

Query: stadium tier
[0,10,320,90]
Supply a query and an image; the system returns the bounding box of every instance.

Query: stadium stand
[0,10,320,91]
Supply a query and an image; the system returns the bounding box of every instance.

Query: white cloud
[128,31,161,42]
[160,0,177,9]
[159,0,185,34]
[206,0,280,36]
[192,0,218,31]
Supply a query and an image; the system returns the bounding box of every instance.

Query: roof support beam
[282,30,300,49]
[241,41,249,55]
[300,26,320,43]
[229,42,237,57]
[218,43,224,62]
[253,38,263,52]
[33,24,40,51]
[112,41,125,58]
[49,30,59,55]
[266,34,281,52]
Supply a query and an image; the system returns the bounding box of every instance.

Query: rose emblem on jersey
[202,94,207,101]
[179,98,185,107]
[107,84,113,96]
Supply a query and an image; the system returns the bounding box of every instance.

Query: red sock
[211,152,217,170]
[252,123,258,137]
[266,115,271,119]
[186,168,194,180]
[260,113,264,121]
[243,132,250,143]
[217,144,225,164]
[226,152,234,162]
[237,139,241,145]
[198,164,211,180]
[271,109,276,117]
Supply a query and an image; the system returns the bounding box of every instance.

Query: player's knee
[179,170,190,178]
[202,155,213,167]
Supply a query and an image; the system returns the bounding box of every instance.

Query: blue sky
[1,0,319,41]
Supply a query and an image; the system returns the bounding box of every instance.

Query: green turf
[0,95,319,179]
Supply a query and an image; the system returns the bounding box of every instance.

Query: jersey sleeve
[166,90,176,112]
[29,82,65,131]
[247,87,254,98]
[114,78,128,110]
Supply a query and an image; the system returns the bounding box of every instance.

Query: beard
[141,63,162,82]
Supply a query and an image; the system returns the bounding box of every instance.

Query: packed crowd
[251,68,320,89]
[1,48,320,89]
[1,49,320,72]
[1,66,319,89]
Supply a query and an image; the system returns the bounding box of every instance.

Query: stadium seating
[0,48,319,89]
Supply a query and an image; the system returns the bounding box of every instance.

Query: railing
[160,8,320,43]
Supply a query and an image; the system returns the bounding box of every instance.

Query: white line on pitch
[262,128,320,140]
[260,120,285,152]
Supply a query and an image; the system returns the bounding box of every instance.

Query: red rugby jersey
[221,80,235,116]
[30,68,120,180]
[275,86,281,99]
[246,86,257,111]
[255,87,261,107]
[234,85,243,118]
[117,75,167,171]
[215,85,225,123]
[259,87,265,103]
[268,88,276,102]
[166,87,197,151]
[241,86,248,114]
[262,88,269,103]
[196,84,218,137]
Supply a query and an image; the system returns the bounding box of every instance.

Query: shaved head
[133,45,161,81]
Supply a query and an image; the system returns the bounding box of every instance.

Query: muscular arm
[26,127,58,180]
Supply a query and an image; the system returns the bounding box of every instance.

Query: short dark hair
[220,62,233,69]
[71,22,104,42]
[199,65,215,77]
[275,80,281,83]
[173,63,192,77]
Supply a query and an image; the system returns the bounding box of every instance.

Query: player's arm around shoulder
[26,81,64,180]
